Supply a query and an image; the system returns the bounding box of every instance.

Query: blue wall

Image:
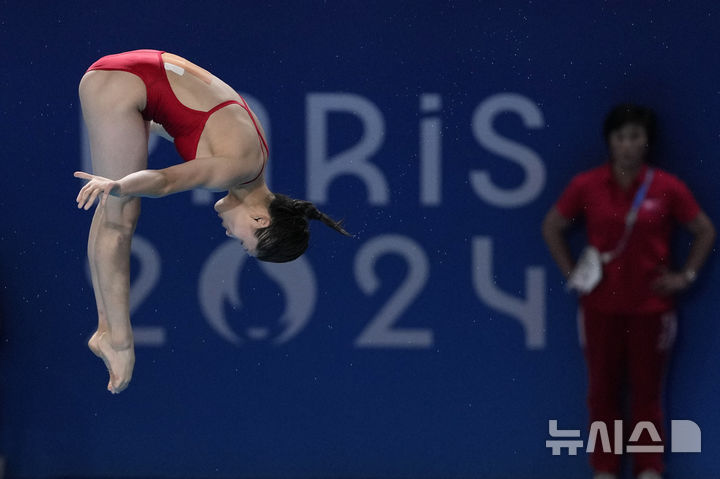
[1,1,718,478]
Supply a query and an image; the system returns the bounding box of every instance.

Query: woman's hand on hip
[651,267,691,295]
[74,171,123,210]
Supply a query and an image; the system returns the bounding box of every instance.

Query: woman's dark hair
[254,194,351,263]
[603,103,657,146]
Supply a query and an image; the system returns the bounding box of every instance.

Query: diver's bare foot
[88,330,105,358]
[88,331,135,394]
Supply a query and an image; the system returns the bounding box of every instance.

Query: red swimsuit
[86,50,268,182]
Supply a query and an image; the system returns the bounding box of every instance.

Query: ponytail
[290,199,351,237]
[254,194,351,263]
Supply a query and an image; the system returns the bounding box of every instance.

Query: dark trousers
[578,307,677,476]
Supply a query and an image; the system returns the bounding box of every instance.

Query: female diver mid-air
[75,50,349,394]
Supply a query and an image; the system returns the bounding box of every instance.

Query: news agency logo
[546,420,701,455]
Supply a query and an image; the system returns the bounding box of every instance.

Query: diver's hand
[74,171,123,209]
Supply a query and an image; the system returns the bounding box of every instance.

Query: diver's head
[253,193,351,263]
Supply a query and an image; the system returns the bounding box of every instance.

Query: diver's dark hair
[603,103,657,146]
[254,194,351,263]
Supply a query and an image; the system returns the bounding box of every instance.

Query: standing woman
[75,50,349,394]
[542,104,715,479]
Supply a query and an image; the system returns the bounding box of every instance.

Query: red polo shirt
[555,163,700,313]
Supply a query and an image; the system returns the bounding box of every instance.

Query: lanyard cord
[600,168,655,263]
